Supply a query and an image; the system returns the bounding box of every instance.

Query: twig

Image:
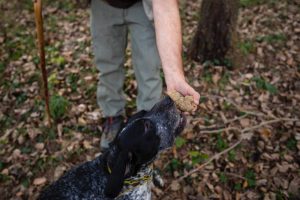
[178,138,243,182]
[195,114,247,131]
[225,114,249,124]
[159,138,243,198]
[207,95,266,117]
[200,127,241,134]
[223,172,246,180]
[198,124,226,131]
[242,118,298,133]
[159,117,299,197]
[198,118,298,135]
[184,118,298,178]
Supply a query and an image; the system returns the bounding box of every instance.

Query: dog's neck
[102,145,153,197]
[103,144,151,178]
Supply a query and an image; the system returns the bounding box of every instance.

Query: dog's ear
[105,118,159,198]
[126,110,147,124]
[121,119,160,165]
[104,150,129,198]
[133,122,160,164]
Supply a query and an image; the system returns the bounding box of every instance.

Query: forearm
[152,0,200,103]
[152,0,185,85]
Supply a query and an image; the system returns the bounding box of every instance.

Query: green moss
[175,137,187,148]
[238,40,255,55]
[245,170,256,188]
[256,33,287,44]
[50,95,70,121]
[216,133,228,151]
[252,76,278,94]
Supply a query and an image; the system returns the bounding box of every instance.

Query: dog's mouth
[180,113,187,127]
[175,113,186,136]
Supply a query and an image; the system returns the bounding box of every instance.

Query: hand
[166,76,200,105]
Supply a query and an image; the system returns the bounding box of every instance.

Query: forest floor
[0,0,299,199]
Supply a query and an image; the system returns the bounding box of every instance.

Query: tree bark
[188,0,239,64]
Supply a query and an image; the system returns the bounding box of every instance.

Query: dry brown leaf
[243,180,248,188]
[33,177,47,185]
[78,117,87,125]
[27,128,41,140]
[78,104,87,113]
[1,168,9,175]
[212,73,221,84]
[288,177,300,196]
[83,140,93,150]
[35,143,45,150]
[258,128,272,140]
[57,124,63,139]
[170,180,181,191]
[54,166,67,181]
[240,118,250,128]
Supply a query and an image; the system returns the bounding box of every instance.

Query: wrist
[165,74,185,91]
[163,66,185,80]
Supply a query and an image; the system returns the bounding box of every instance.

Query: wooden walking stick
[34,0,52,126]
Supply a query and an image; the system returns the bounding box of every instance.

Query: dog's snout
[159,96,175,109]
[144,96,186,150]
[149,96,176,113]
[164,96,174,105]
[163,95,173,103]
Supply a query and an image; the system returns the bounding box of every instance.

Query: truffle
[167,91,197,112]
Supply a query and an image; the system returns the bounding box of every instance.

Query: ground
[0,0,299,200]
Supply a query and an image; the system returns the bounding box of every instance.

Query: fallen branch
[207,95,266,117]
[225,113,249,124]
[184,118,298,178]
[199,118,298,134]
[160,117,299,196]
[177,138,243,182]
[242,118,298,133]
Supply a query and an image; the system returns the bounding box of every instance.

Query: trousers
[90,0,162,117]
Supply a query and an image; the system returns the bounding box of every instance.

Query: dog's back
[38,155,152,200]
[38,158,108,200]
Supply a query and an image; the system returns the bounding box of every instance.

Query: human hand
[165,76,200,105]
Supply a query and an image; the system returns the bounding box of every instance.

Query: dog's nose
[150,95,176,113]
[162,96,174,106]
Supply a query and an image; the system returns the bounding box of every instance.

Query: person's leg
[125,2,162,111]
[91,0,127,117]
[90,0,127,150]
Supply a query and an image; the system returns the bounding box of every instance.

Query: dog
[38,96,186,200]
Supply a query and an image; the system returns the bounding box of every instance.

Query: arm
[152,0,200,104]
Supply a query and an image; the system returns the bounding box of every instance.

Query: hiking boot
[100,116,124,151]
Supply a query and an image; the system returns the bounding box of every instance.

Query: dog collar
[106,164,153,198]
[119,166,153,197]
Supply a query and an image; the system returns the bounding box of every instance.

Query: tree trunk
[188,0,239,65]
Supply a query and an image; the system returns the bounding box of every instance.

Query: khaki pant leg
[125,2,162,111]
[91,0,128,117]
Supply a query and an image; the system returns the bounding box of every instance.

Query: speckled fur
[38,97,185,200]
[38,154,152,200]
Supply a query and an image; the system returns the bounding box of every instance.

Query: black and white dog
[38,96,186,200]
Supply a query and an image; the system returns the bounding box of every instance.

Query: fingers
[185,84,200,105]
[165,78,200,105]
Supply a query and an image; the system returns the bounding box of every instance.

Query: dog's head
[104,96,186,198]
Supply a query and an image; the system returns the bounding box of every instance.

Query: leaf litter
[0,0,300,200]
